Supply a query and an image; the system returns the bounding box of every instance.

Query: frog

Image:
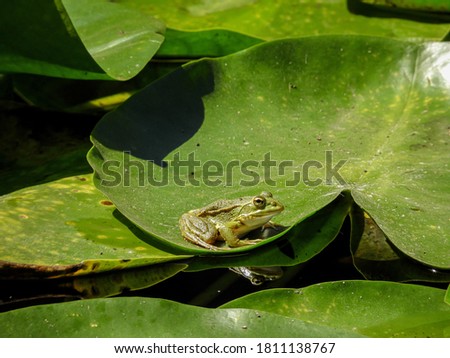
[179,191,284,250]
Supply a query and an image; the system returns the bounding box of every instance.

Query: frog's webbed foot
[233,238,263,247]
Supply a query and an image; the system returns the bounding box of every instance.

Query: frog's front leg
[217,223,263,248]
[179,213,226,250]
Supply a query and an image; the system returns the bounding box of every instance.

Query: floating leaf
[0,296,363,337]
[0,0,165,80]
[89,36,450,269]
[125,0,449,45]
[350,205,450,282]
[0,175,191,278]
[62,0,165,80]
[222,280,450,337]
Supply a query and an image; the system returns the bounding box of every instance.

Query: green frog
[179,191,284,250]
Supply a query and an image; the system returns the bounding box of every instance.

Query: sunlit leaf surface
[89,36,450,269]
[222,280,450,337]
[0,175,190,278]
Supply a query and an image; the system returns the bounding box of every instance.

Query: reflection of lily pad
[71,263,187,298]
[0,263,187,311]
[0,175,190,278]
[89,36,450,269]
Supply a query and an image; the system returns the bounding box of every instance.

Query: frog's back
[195,196,250,217]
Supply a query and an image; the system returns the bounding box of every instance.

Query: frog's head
[235,191,284,232]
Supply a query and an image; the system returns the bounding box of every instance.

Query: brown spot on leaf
[100,200,114,206]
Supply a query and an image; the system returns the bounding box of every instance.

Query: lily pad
[0,296,363,337]
[222,280,450,337]
[89,36,450,268]
[0,175,191,278]
[158,28,263,58]
[350,205,450,282]
[125,0,449,44]
[0,0,165,80]
[61,0,165,80]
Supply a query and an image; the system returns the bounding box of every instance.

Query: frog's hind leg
[185,236,223,250]
[179,214,229,251]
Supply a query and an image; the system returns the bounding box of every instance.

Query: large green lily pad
[0,174,352,278]
[89,36,450,268]
[61,0,165,80]
[222,280,450,337]
[0,175,191,278]
[0,296,362,337]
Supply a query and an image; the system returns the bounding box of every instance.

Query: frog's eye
[253,196,266,208]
